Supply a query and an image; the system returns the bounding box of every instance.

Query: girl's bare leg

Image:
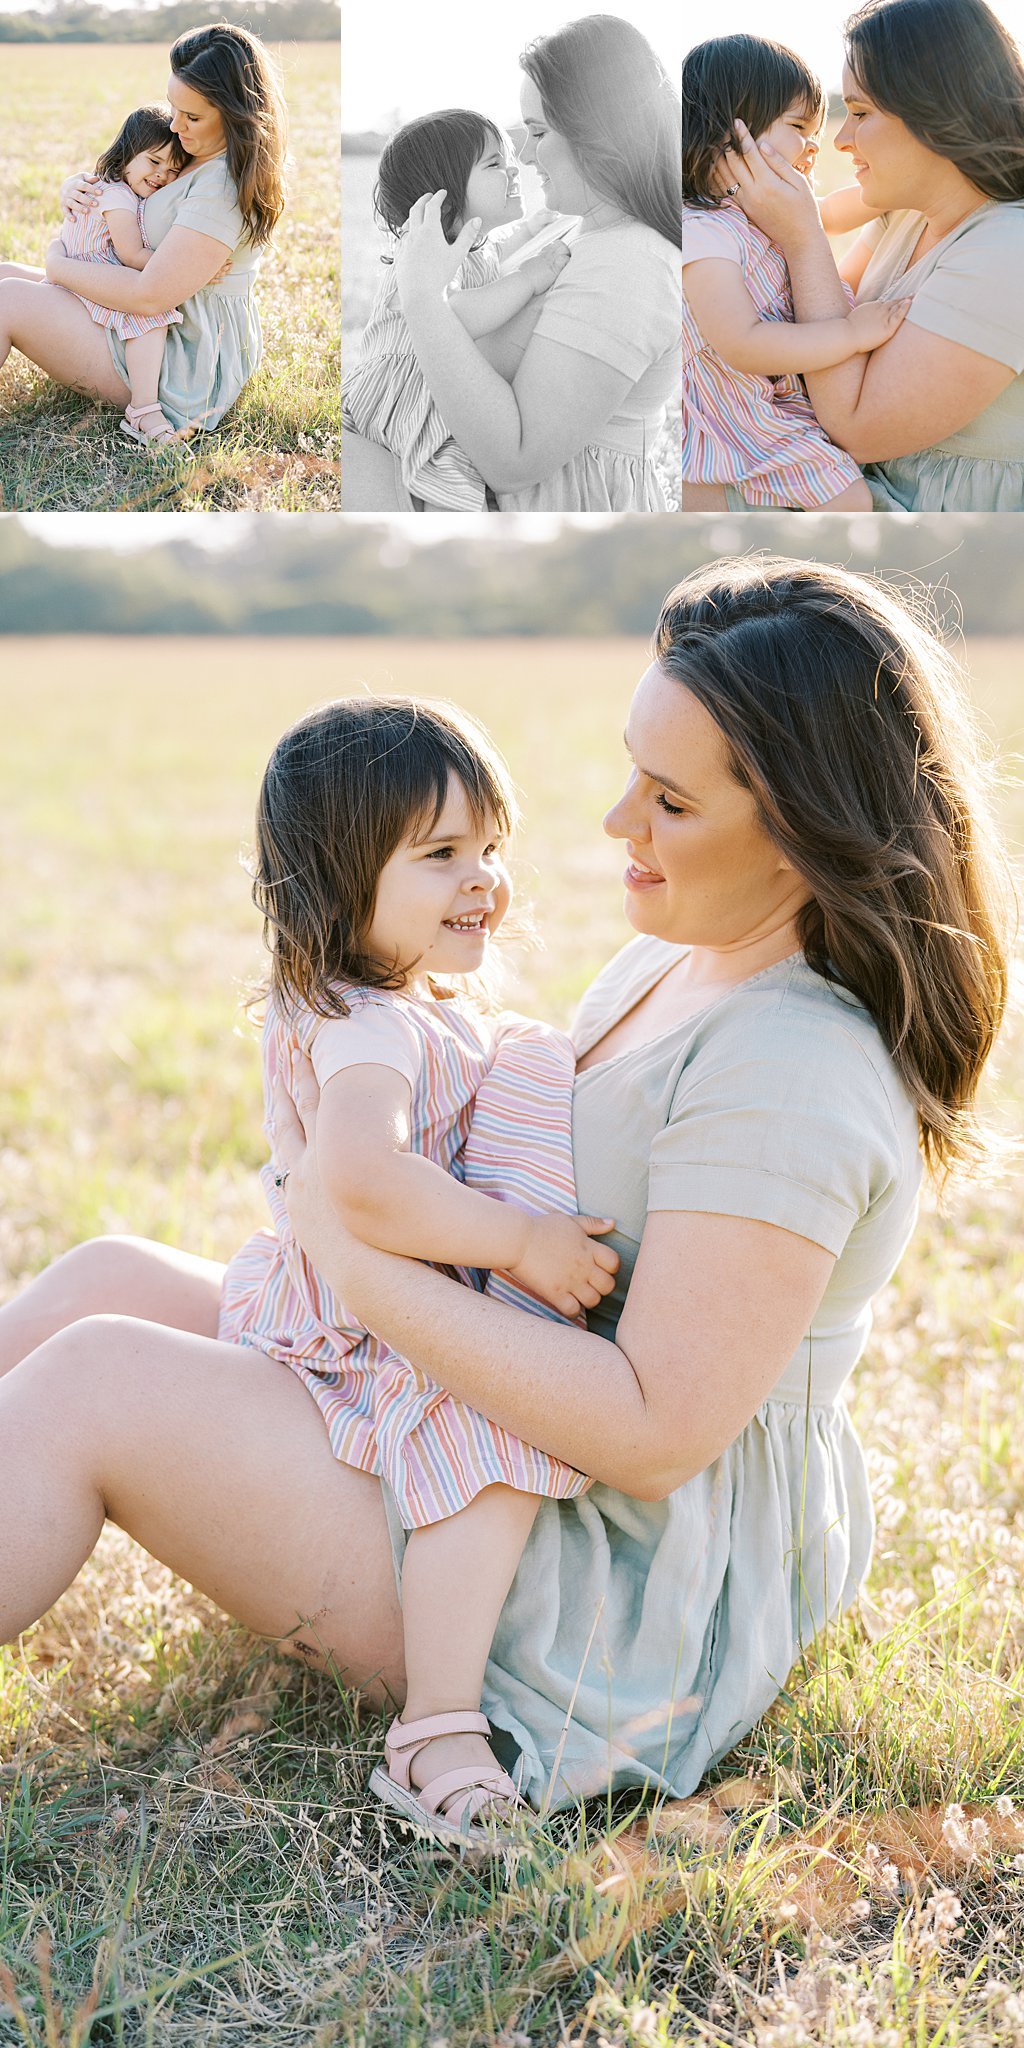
[824,478,873,510]
[123,329,174,437]
[399,1484,539,1791]
[0,1234,224,1379]
[0,263,47,283]
[681,482,729,509]
[0,1315,406,1705]
[0,278,128,396]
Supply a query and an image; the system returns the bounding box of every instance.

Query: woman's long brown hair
[521,14,682,248]
[170,21,287,246]
[655,556,1015,1183]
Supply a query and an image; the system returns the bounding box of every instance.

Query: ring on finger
[724,182,740,196]
[273,1169,290,1190]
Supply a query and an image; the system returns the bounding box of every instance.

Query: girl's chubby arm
[818,184,882,237]
[278,1055,835,1498]
[683,255,909,374]
[46,223,231,315]
[103,205,154,272]
[316,1063,618,1319]
[450,239,570,338]
[499,208,560,257]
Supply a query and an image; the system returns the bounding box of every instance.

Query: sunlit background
[682,0,1024,91]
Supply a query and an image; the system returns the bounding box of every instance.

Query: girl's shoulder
[682,201,760,263]
[96,179,137,212]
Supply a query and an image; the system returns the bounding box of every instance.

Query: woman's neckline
[898,197,994,271]
[575,943,806,1075]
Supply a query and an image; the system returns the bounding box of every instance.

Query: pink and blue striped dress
[218,985,590,1528]
[682,201,862,508]
[60,179,183,341]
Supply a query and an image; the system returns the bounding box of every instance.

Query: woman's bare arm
[46,223,231,316]
[274,1061,835,1499]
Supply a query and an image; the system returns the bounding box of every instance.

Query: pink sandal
[369,1711,525,1847]
[119,403,180,448]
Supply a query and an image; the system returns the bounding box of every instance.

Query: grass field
[342,151,681,512]
[0,634,1022,2045]
[0,45,340,512]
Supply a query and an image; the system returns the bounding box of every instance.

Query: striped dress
[341,243,498,511]
[682,201,862,508]
[217,986,591,1528]
[60,180,183,341]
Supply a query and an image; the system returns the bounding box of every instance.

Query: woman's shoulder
[587,217,679,271]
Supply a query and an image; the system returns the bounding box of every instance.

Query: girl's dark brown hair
[521,14,682,248]
[683,35,825,208]
[374,110,505,246]
[253,697,517,1019]
[845,0,1024,201]
[170,21,287,246]
[95,106,187,184]
[654,556,1013,1182]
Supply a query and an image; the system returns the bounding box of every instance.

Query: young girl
[219,697,618,1844]
[59,107,186,447]
[682,36,910,509]
[342,110,573,510]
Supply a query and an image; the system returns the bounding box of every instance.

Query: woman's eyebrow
[623,733,698,802]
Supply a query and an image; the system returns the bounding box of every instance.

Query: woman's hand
[60,172,102,219]
[394,191,480,313]
[719,121,823,250]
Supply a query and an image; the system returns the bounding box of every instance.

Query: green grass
[1,635,1022,2045]
[0,44,339,510]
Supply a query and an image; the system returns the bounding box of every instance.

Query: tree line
[0,0,336,39]
[0,516,1020,636]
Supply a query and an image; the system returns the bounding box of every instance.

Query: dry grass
[0,43,339,510]
[1,633,1022,2045]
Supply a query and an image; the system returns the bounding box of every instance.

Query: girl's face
[835,62,942,210]
[758,97,824,180]
[461,131,524,233]
[603,664,810,951]
[166,73,226,161]
[364,778,511,985]
[518,78,590,215]
[123,140,181,199]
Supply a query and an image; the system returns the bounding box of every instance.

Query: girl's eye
[426,846,455,860]
[656,793,686,817]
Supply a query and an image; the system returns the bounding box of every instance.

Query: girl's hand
[519,240,572,296]
[846,296,912,352]
[45,237,69,283]
[394,190,481,313]
[60,171,102,219]
[719,120,822,248]
[506,1211,619,1320]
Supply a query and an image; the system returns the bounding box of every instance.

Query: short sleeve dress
[60,180,183,341]
[682,202,862,508]
[103,155,263,434]
[382,941,923,1809]
[854,202,1024,510]
[495,216,681,513]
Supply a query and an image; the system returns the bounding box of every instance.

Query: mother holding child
[683,0,1024,510]
[0,558,1011,1838]
[343,13,682,512]
[0,22,287,444]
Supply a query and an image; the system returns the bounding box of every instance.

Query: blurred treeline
[2,515,1023,636]
[0,0,336,37]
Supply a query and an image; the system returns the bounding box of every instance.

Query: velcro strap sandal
[119,403,182,449]
[369,1711,525,1848]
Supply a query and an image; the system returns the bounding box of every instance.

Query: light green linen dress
[385,939,923,1809]
[855,202,1024,511]
[495,216,681,513]
[105,155,263,433]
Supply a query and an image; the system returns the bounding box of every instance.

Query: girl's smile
[758,99,823,181]
[124,142,180,199]
[462,135,524,233]
[365,780,511,983]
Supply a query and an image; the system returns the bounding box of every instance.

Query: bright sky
[682,0,1024,92]
[342,0,679,132]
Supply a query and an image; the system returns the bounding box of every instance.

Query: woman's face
[603,664,811,952]
[518,78,590,215]
[462,131,524,232]
[835,62,944,210]
[166,72,226,161]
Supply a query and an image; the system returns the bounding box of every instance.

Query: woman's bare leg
[0,278,128,396]
[0,1235,224,1378]
[1,1315,406,1705]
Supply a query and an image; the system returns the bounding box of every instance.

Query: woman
[0,559,1010,1811]
[344,15,681,512]
[710,0,1024,511]
[0,24,286,438]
